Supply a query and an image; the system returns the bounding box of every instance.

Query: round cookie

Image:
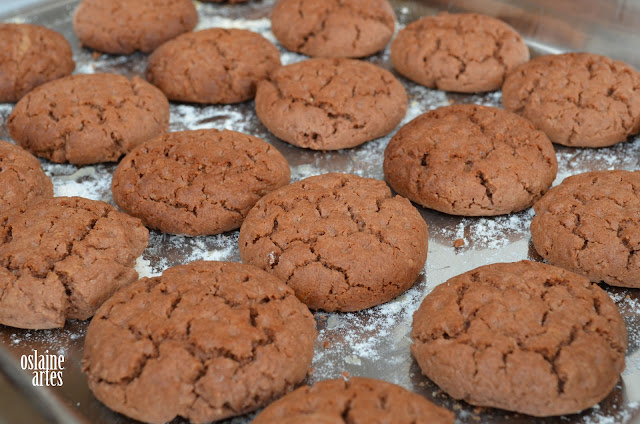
[411,260,627,417]
[112,129,291,236]
[255,58,407,150]
[384,104,557,216]
[0,24,75,103]
[239,173,428,312]
[502,53,640,147]
[253,377,454,424]
[271,0,395,58]
[0,141,53,214]
[8,73,169,165]
[73,0,198,55]
[82,260,317,424]
[146,28,281,104]
[0,197,149,329]
[531,170,640,288]
[391,13,529,93]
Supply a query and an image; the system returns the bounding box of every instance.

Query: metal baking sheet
[1,0,640,423]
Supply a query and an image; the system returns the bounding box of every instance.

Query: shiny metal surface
[0,1,640,423]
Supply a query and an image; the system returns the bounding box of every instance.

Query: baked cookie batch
[0,0,639,422]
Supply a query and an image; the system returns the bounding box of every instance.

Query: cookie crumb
[341,371,351,380]
[323,340,331,349]
[453,238,465,248]
[92,51,102,60]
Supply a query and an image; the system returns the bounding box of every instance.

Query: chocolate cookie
[0,197,148,329]
[239,173,428,312]
[0,141,52,214]
[391,13,529,93]
[0,24,75,103]
[531,170,640,288]
[411,260,626,417]
[82,260,317,424]
[112,129,291,236]
[271,0,395,58]
[502,53,640,147]
[8,73,169,165]
[255,58,407,150]
[384,104,557,216]
[253,377,454,424]
[146,28,281,104]
[73,0,198,55]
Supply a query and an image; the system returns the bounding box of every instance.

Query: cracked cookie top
[271,0,395,58]
[391,13,529,93]
[146,28,281,104]
[0,23,75,103]
[253,377,454,424]
[82,260,317,424]
[531,170,640,288]
[239,173,428,312]
[73,0,198,54]
[112,129,291,236]
[0,197,148,329]
[411,260,626,417]
[502,53,640,147]
[384,104,557,216]
[255,58,407,150]
[8,73,170,165]
[0,141,53,214]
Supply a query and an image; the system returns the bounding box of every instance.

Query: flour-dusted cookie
[271,0,395,58]
[0,141,52,214]
[391,13,529,93]
[147,28,281,104]
[73,0,198,55]
[503,53,640,147]
[239,173,428,312]
[8,73,169,165]
[253,377,454,424]
[531,170,640,288]
[384,104,557,216]
[0,197,148,329]
[255,58,407,150]
[411,260,626,417]
[82,261,317,424]
[112,129,290,236]
[0,24,75,103]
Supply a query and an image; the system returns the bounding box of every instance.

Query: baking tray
[1,0,640,423]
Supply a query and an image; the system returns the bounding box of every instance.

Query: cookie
[502,53,640,147]
[0,197,148,329]
[82,260,317,424]
[384,104,557,216]
[270,0,395,58]
[73,0,198,55]
[255,58,407,150]
[531,170,640,288]
[146,28,281,104]
[0,141,53,214]
[239,173,428,312]
[253,377,454,424]
[391,13,529,93]
[8,73,170,165]
[0,24,75,103]
[112,129,291,236]
[411,260,626,417]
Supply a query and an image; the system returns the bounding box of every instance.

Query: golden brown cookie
[384,104,557,216]
[0,197,149,329]
[82,261,317,424]
[0,23,75,103]
[531,170,640,288]
[502,53,640,147]
[112,129,291,236]
[255,58,407,150]
[411,260,626,417]
[391,13,529,93]
[239,173,428,312]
